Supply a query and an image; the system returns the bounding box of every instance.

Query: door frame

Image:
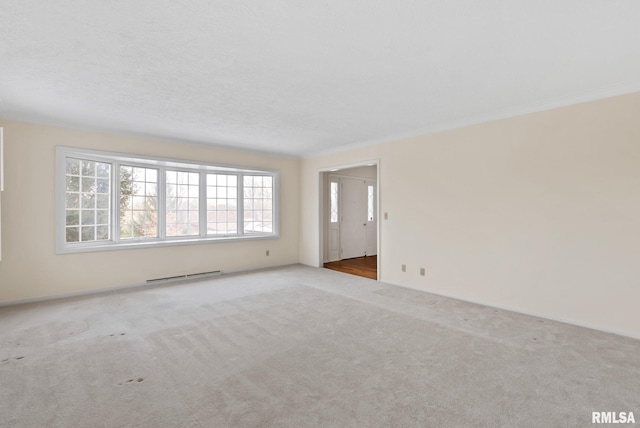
[318,159,380,281]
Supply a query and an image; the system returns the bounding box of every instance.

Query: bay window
[56,147,278,253]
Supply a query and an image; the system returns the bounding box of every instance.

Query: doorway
[320,163,379,280]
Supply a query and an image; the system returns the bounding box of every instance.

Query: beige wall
[334,165,377,179]
[0,120,300,303]
[301,92,640,338]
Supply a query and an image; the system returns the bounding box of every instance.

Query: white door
[327,176,341,262]
[340,177,367,259]
[365,180,377,256]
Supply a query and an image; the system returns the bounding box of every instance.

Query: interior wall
[0,120,300,303]
[335,165,377,179]
[301,92,640,339]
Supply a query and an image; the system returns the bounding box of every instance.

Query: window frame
[56,146,280,254]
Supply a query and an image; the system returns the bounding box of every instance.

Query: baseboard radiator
[146,270,222,284]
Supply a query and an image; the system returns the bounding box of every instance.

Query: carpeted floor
[1,264,639,427]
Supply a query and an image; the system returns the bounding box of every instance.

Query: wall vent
[146,270,222,284]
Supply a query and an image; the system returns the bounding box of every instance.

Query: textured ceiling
[1,1,640,157]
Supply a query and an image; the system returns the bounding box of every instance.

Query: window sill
[56,233,280,255]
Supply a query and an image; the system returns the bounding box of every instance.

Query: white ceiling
[1,1,639,157]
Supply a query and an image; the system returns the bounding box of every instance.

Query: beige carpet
[1,265,639,427]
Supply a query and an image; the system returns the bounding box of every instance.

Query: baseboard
[218,262,299,277]
[0,281,149,308]
[0,262,299,308]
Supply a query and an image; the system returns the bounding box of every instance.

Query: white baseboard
[0,262,299,308]
[0,281,149,307]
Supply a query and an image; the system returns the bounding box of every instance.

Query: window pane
[120,165,159,239]
[166,170,199,237]
[146,169,157,182]
[66,193,79,209]
[66,176,79,192]
[206,173,238,235]
[132,167,145,181]
[81,161,95,177]
[66,227,79,242]
[97,179,109,193]
[120,224,132,238]
[66,159,80,175]
[81,226,95,241]
[81,210,95,225]
[367,185,374,221]
[243,175,274,234]
[81,194,95,209]
[147,196,157,210]
[81,177,96,193]
[96,226,109,240]
[132,196,146,210]
[96,162,110,178]
[66,210,79,226]
[65,158,111,243]
[96,194,109,209]
[96,210,109,224]
[330,181,338,223]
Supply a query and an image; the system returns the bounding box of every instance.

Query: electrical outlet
[266,250,270,256]
[384,212,389,220]
[420,267,425,276]
[402,264,406,272]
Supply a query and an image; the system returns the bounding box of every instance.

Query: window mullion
[158,167,166,239]
[235,173,241,237]
[113,161,120,243]
[237,173,244,236]
[199,172,206,237]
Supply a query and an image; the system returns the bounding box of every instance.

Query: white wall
[0,120,300,303]
[301,92,640,339]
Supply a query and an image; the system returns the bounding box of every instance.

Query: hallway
[323,256,377,280]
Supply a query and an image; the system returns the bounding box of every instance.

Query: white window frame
[56,146,280,254]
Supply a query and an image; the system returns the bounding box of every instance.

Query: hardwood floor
[323,255,377,280]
